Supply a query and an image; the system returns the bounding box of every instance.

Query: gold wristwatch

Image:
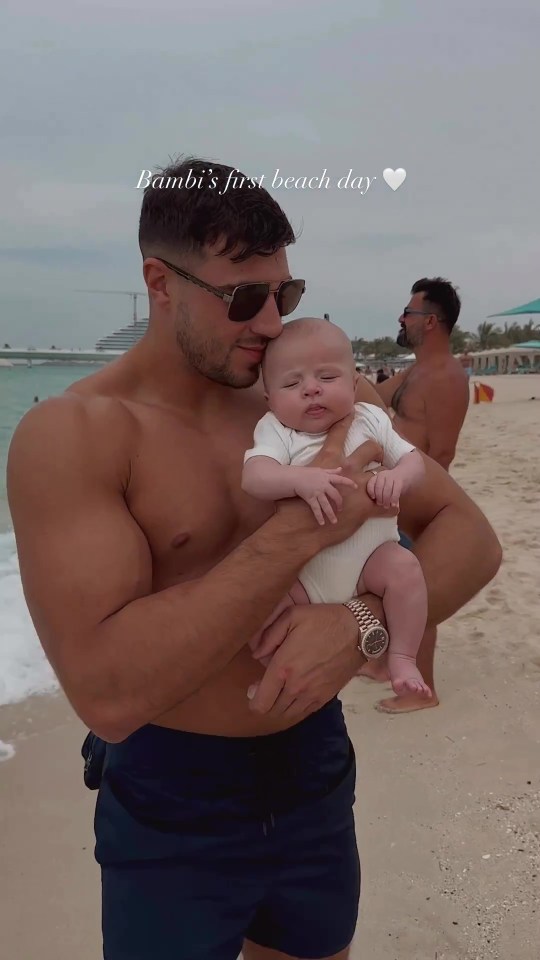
[343,599,389,660]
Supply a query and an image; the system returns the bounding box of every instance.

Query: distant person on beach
[33,396,39,403]
[243,317,431,701]
[376,368,388,383]
[378,278,469,470]
[357,277,470,714]
[8,158,500,960]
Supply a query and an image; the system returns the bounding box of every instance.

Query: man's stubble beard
[175,304,258,389]
[397,326,424,350]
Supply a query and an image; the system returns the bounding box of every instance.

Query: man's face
[172,244,293,388]
[396,292,433,349]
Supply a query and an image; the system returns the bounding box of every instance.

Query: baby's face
[263,333,356,433]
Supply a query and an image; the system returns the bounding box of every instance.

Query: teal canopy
[488,297,540,317]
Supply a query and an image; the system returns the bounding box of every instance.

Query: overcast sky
[1,0,539,348]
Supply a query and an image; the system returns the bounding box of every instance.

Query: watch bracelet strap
[342,598,382,637]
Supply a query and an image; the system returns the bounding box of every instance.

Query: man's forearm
[84,514,317,741]
[411,499,501,626]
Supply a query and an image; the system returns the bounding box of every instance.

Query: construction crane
[76,290,148,325]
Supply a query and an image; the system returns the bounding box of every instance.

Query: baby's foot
[388,653,431,698]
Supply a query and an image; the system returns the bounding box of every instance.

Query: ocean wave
[0,531,58,706]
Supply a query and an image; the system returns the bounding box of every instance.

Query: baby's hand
[293,467,357,525]
[366,469,402,509]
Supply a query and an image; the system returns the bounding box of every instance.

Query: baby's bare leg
[359,542,430,697]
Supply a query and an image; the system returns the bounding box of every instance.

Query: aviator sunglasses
[157,258,305,324]
[401,307,434,318]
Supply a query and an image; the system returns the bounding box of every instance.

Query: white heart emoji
[383,168,406,191]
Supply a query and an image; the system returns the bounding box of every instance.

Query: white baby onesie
[244,402,415,603]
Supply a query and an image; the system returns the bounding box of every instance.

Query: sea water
[0,364,100,709]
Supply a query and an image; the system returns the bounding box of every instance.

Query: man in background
[358,278,470,712]
[378,277,469,471]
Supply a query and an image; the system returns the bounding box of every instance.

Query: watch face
[363,626,389,658]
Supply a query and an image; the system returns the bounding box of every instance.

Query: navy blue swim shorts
[93,697,360,959]
[398,530,414,551]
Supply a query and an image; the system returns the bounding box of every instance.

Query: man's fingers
[314,412,354,464]
[253,617,289,659]
[249,664,287,713]
[346,439,383,470]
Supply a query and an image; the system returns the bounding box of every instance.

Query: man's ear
[263,392,269,402]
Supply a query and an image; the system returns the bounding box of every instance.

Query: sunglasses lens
[228,284,269,323]
[228,279,306,322]
[276,279,305,316]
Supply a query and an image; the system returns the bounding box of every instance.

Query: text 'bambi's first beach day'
[135,166,407,195]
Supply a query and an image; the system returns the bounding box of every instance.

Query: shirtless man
[7,161,500,960]
[357,278,470,713]
[379,277,469,470]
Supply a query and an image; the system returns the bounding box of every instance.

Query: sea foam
[0,531,58,707]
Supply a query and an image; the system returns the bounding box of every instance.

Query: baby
[242,317,431,698]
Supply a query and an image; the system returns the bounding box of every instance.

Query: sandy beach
[1,375,538,960]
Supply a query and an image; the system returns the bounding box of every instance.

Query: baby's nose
[303,380,321,396]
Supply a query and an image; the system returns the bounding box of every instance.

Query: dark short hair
[411,277,461,333]
[138,155,296,263]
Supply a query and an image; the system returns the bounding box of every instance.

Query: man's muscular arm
[7,398,381,743]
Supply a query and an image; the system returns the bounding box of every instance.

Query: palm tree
[519,319,540,341]
[449,324,468,354]
[475,322,500,350]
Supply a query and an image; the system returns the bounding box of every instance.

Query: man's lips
[238,344,266,359]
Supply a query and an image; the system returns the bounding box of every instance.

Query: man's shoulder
[426,357,470,392]
[9,391,135,480]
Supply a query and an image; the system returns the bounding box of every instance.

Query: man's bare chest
[391,373,426,422]
[125,412,272,587]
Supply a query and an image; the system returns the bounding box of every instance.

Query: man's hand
[247,600,384,718]
[293,466,357,525]
[367,469,403,509]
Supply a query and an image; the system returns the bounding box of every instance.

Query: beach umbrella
[487,297,540,317]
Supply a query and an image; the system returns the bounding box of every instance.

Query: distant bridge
[0,348,123,363]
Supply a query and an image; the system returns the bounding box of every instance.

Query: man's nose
[248,295,283,340]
